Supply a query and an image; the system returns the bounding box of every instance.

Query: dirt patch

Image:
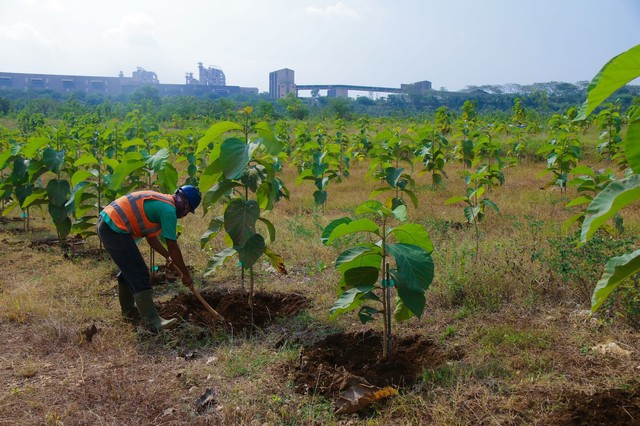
[29,235,106,260]
[158,289,309,332]
[0,217,23,225]
[150,264,183,285]
[292,330,462,396]
[546,385,640,425]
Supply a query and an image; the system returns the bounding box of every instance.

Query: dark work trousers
[97,216,151,294]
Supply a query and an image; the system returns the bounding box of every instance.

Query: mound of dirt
[158,289,309,331]
[292,330,462,397]
[546,385,640,425]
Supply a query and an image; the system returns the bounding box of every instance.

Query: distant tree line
[1,81,638,123]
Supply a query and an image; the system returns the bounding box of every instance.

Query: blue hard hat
[176,185,201,213]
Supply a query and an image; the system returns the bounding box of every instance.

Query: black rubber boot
[117,273,139,322]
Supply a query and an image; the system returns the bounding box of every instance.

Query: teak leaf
[386,243,434,318]
[592,249,640,312]
[323,218,380,246]
[581,174,640,242]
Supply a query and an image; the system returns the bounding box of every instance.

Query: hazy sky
[1,0,639,93]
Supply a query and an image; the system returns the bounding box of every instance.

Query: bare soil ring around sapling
[292,330,464,397]
[158,289,310,332]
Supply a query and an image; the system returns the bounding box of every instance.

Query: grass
[1,142,640,424]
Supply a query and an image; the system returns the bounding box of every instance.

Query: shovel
[169,263,225,323]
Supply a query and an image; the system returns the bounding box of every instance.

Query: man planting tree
[97,185,201,332]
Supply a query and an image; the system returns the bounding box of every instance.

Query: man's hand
[166,239,193,288]
[166,255,193,288]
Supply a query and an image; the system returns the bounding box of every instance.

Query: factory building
[0,64,258,97]
[269,68,295,99]
[268,67,431,98]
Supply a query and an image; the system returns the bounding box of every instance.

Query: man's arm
[166,239,193,287]
[146,236,170,259]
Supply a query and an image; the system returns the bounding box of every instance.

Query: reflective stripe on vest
[103,191,174,238]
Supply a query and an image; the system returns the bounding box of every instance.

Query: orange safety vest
[103,191,175,238]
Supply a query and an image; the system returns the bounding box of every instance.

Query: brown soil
[0,216,23,224]
[150,264,184,285]
[292,330,463,397]
[158,289,309,332]
[546,385,640,425]
[28,235,106,260]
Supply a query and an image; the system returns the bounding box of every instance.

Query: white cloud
[22,0,64,11]
[103,13,157,47]
[0,22,50,44]
[305,2,359,18]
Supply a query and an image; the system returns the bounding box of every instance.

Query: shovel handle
[169,262,225,322]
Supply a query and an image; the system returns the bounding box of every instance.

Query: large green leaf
[389,223,434,253]
[392,204,408,221]
[580,174,640,242]
[200,216,224,248]
[482,199,500,213]
[355,199,392,217]
[256,181,277,211]
[394,297,414,322]
[335,244,382,269]
[11,157,28,184]
[21,189,48,209]
[22,136,50,158]
[624,107,640,174]
[46,179,71,207]
[237,233,266,269]
[254,121,283,155]
[73,154,98,167]
[71,216,97,237]
[71,169,96,188]
[576,44,640,120]
[257,217,276,244]
[108,154,145,191]
[203,180,240,210]
[42,147,65,174]
[157,162,179,193]
[0,148,13,170]
[203,247,237,276]
[401,189,419,209]
[321,217,351,245]
[219,138,250,180]
[313,189,327,206]
[66,181,91,209]
[384,167,404,188]
[386,243,434,318]
[329,286,375,319]
[445,195,468,205]
[591,249,640,312]
[145,148,169,171]
[15,184,34,206]
[344,266,380,288]
[198,161,223,197]
[464,205,480,223]
[53,216,71,239]
[48,204,69,223]
[336,247,382,286]
[196,121,243,155]
[224,199,259,248]
[27,159,47,183]
[122,138,145,148]
[323,218,380,246]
